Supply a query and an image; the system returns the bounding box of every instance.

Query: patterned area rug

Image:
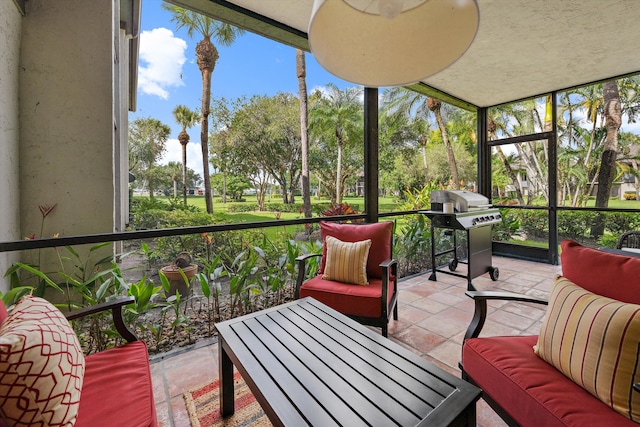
[183,372,272,427]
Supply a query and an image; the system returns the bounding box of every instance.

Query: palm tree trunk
[336,142,343,204]
[420,136,429,182]
[222,172,227,203]
[497,146,525,204]
[592,80,622,237]
[182,144,188,205]
[201,68,213,213]
[297,50,312,218]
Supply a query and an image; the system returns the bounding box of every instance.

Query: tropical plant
[393,215,431,277]
[163,4,245,214]
[321,202,359,217]
[492,209,521,242]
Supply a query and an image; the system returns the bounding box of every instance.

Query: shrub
[513,210,548,238]
[602,211,640,236]
[226,203,260,212]
[557,210,592,240]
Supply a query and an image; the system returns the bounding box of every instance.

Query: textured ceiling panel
[188,0,640,108]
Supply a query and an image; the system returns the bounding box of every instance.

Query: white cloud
[160,139,205,185]
[138,28,187,99]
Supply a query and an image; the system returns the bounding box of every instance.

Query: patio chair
[295,221,398,337]
[616,230,640,252]
[0,295,157,426]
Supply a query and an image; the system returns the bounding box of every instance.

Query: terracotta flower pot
[160,264,198,297]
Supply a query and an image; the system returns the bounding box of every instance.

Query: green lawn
[154,195,402,215]
[142,195,405,240]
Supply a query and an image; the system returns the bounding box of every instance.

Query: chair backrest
[561,240,640,304]
[318,221,393,279]
[616,230,640,249]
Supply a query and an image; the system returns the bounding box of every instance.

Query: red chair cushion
[75,341,157,427]
[318,221,393,279]
[561,240,640,304]
[0,301,7,326]
[463,335,637,427]
[300,276,395,318]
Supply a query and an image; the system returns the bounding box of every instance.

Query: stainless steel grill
[421,206,501,291]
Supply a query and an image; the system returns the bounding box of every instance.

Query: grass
[152,195,403,215]
[140,194,406,241]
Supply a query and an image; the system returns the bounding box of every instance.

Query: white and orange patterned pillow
[534,276,640,422]
[0,296,85,426]
[322,236,372,285]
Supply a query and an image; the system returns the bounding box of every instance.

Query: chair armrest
[66,296,137,343]
[379,258,398,269]
[295,253,323,298]
[379,258,398,309]
[463,291,548,341]
[379,258,398,287]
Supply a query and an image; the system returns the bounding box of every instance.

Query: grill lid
[431,190,491,212]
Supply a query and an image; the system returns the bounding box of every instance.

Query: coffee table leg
[219,337,234,416]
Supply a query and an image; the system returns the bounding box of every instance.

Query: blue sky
[130,1,349,179]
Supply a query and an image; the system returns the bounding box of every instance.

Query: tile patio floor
[151,256,562,427]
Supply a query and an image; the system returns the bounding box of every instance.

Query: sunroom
[2,0,640,426]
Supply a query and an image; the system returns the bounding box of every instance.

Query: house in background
[0,0,140,288]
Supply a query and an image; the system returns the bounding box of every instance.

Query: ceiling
[168,0,640,110]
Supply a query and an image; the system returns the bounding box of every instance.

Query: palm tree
[172,105,200,205]
[309,83,363,204]
[163,4,245,214]
[383,88,460,189]
[297,49,312,218]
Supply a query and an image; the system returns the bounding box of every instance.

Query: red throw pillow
[318,221,393,279]
[560,239,640,304]
[0,296,85,426]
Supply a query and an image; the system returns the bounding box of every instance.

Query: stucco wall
[19,1,115,246]
[0,0,22,291]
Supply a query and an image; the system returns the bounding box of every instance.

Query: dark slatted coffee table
[216,297,480,427]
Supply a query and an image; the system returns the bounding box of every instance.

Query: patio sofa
[0,295,157,427]
[462,240,640,426]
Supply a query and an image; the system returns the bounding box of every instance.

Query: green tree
[129,117,171,199]
[211,173,250,201]
[228,93,302,205]
[309,84,363,203]
[209,98,236,204]
[163,4,245,214]
[171,105,200,205]
[154,162,202,197]
[383,88,461,189]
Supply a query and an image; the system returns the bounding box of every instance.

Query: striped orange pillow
[534,275,640,421]
[322,236,372,285]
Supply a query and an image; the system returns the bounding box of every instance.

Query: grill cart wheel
[489,266,499,281]
[448,259,458,271]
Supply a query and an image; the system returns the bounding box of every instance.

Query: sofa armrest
[295,253,323,298]
[463,291,548,341]
[66,296,137,343]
